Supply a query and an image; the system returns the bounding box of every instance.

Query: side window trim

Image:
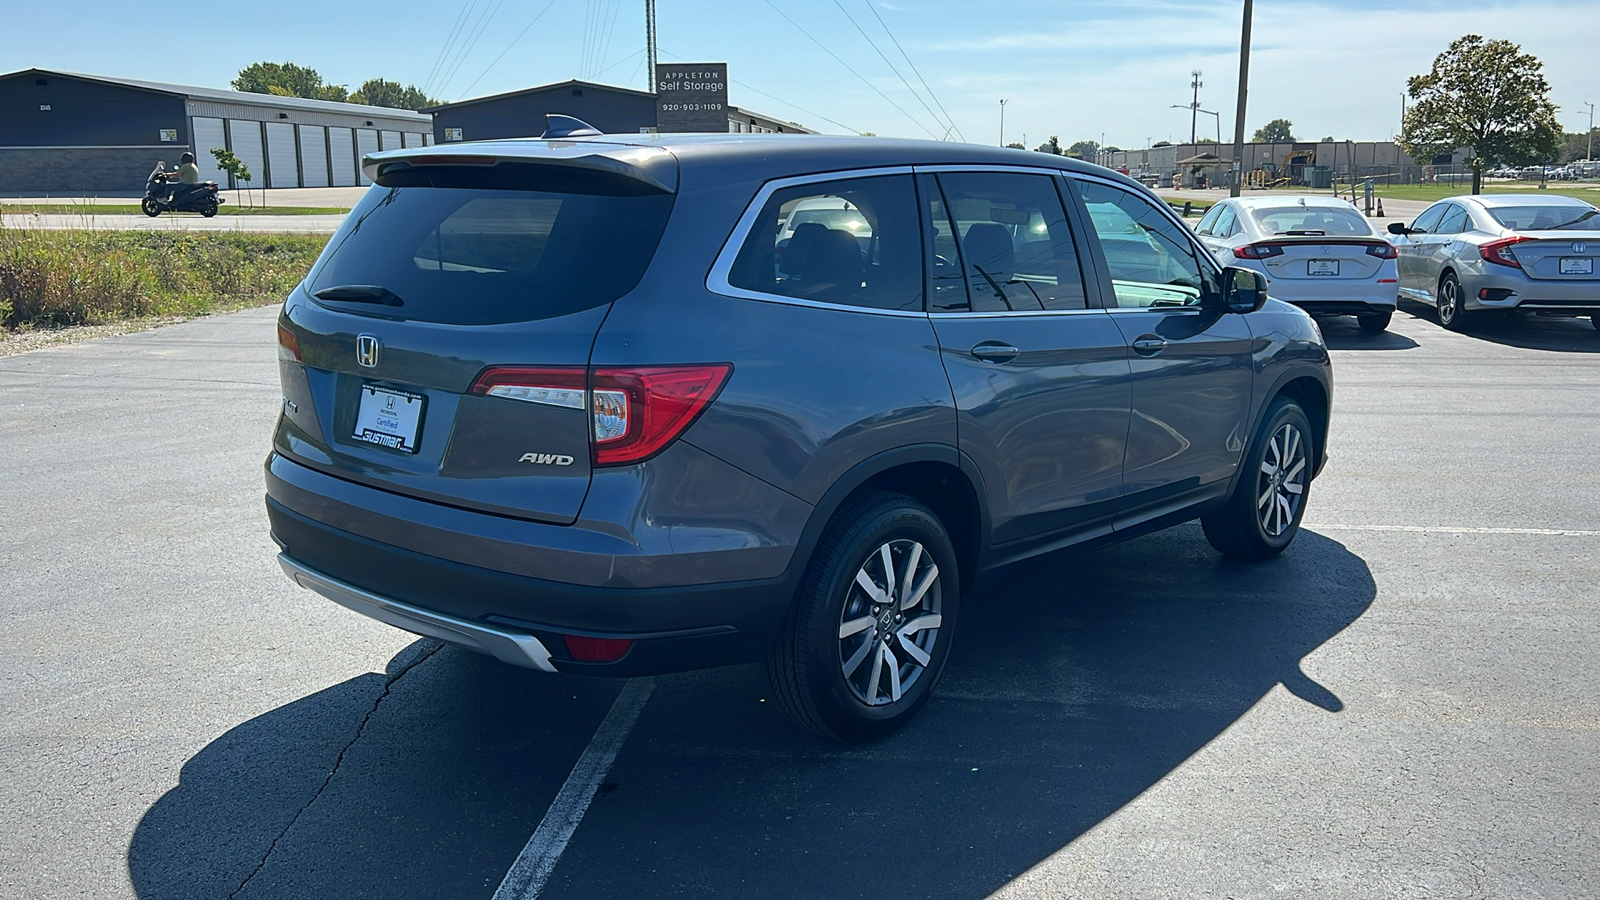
[705,165,928,318]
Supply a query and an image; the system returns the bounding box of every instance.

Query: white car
[1193,195,1400,332]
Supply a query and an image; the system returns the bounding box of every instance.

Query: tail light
[276,323,301,362]
[563,635,634,662]
[1365,242,1398,259]
[1234,242,1284,260]
[1480,236,1531,268]
[469,364,731,467]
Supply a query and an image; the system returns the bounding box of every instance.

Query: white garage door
[380,130,402,151]
[297,125,329,188]
[355,129,379,186]
[191,117,228,184]
[265,122,299,188]
[227,120,266,189]
[403,132,424,148]
[328,128,357,187]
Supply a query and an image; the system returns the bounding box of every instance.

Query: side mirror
[1386,222,1410,236]
[1220,266,1267,314]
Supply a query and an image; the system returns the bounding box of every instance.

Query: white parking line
[493,678,657,900]
[1307,523,1600,537]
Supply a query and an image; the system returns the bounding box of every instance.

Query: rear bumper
[1265,279,1398,316]
[1465,268,1600,314]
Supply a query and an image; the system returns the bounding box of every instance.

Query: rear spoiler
[363,141,677,195]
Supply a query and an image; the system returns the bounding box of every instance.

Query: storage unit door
[227,120,266,190]
[328,127,357,187]
[380,130,402,151]
[403,132,424,148]
[297,125,329,188]
[355,129,379,186]
[265,122,300,188]
[191,117,228,184]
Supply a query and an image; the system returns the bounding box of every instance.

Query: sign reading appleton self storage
[655,63,729,133]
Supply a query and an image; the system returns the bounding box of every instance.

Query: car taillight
[563,635,634,662]
[1480,236,1531,268]
[591,365,732,466]
[276,323,301,362]
[1365,242,1398,259]
[469,366,587,408]
[1234,242,1284,260]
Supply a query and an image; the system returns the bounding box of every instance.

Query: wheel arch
[1266,370,1331,478]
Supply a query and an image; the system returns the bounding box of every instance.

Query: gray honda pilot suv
[268,129,1332,742]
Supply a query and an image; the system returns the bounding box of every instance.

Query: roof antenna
[541,115,603,139]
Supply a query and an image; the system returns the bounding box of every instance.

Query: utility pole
[1228,0,1253,198]
[1587,101,1595,161]
[645,0,658,91]
[1189,70,1203,145]
[999,98,1008,147]
[1399,93,1407,140]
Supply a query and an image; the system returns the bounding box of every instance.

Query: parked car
[268,131,1332,742]
[1387,194,1600,331]
[1192,195,1399,332]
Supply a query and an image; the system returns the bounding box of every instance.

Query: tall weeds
[0,226,326,330]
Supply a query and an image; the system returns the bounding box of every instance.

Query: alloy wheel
[836,538,942,706]
[1256,423,1307,538]
[1438,277,1459,325]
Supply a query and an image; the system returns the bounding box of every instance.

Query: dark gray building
[0,69,432,194]
[426,79,813,144]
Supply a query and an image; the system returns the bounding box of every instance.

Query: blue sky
[7,0,1595,147]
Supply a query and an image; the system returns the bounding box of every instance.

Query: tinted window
[1436,204,1471,235]
[307,185,673,326]
[728,175,922,312]
[930,171,1088,312]
[1409,204,1446,234]
[1194,204,1223,236]
[1078,180,1209,309]
[1250,205,1372,236]
[1487,204,1600,231]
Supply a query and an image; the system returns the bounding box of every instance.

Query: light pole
[999,99,1008,147]
[1229,0,1254,198]
[1172,104,1221,144]
[1586,101,1595,161]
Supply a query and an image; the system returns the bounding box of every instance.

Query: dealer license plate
[1307,259,1339,277]
[1559,257,1594,275]
[353,384,425,453]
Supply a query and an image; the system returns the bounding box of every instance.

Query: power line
[830,0,952,140]
[423,0,478,97]
[762,0,938,138]
[659,47,860,134]
[455,0,561,100]
[860,0,963,141]
[437,0,505,96]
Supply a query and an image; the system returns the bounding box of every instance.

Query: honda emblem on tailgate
[1575,242,1588,254]
[356,334,380,368]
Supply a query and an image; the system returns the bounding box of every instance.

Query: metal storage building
[426,79,814,144]
[0,68,432,194]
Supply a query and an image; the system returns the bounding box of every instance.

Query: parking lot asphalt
[1,303,1596,898]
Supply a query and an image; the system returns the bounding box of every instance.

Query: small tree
[351,78,440,111]
[1253,119,1296,142]
[1400,34,1561,194]
[1066,139,1098,159]
[1034,136,1063,155]
[234,62,348,102]
[1004,142,1025,150]
[209,148,252,208]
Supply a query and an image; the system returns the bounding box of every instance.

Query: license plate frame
[1559,257,1594,275]
[353,384,426,454]
[1307,259,1340,277]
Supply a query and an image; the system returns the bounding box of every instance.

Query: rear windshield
[1485,205,1599,231]
[1250,206,1372,236]
[306,183,674,325]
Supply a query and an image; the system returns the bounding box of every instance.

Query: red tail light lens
[1365,242,1398,259]
[1234,242,1284,260]
[276,323,301,362]
[1480,236,1531,268]
[591,365,732,466]
[563,635,634,662]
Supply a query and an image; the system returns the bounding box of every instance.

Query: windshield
[306,184,674,326]
[1486,204,1600,231]
[1250,206,1372,236]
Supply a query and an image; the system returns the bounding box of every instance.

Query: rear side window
[307,184,674,325]
[929,171,1088,312]
[727,175,923,312]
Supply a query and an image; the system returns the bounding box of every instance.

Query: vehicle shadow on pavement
[1315,316,1421,351]
[129,526,1374,900]
[1397,300,1600,352]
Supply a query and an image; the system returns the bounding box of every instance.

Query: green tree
[233,62,347,102]
[1066,139,1098,158]
[1152,140,1171,148]
[208,147,252,206]
[1034,136,1063,155]
[1399,34,1562,194]
[1253,118,1296,142]
[1558,128,1599,163]
[350,78,440,111]
[1004,142,1026,150]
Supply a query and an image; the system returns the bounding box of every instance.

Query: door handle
[1131,336,1169,356]
[969,343,1020,363]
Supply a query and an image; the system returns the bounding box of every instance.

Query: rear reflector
[564,635,634,662]
[1480,236,1532,268]
[592,365,732,466]
[277,323,301,362]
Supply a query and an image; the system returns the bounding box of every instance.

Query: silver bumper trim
[277,553,557,672]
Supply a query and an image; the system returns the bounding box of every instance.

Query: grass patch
[1,204,349,216]
[1363,183,1600,204]
[0,226,326,331]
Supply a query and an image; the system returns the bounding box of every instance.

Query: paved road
[2,304,1596,898]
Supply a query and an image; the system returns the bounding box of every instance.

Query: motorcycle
[141,162,224,218]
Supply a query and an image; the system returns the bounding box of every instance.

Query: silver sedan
[1387,195,1600,331]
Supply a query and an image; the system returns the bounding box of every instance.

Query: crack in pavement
[224,640,444,900]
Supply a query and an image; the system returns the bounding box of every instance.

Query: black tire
[1356,309,1393,333]
[1436,271,1470,331]
[200,199,218,218]
[140,198,161,218]
[764,491,960,742]
[1202,398,1314,560]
